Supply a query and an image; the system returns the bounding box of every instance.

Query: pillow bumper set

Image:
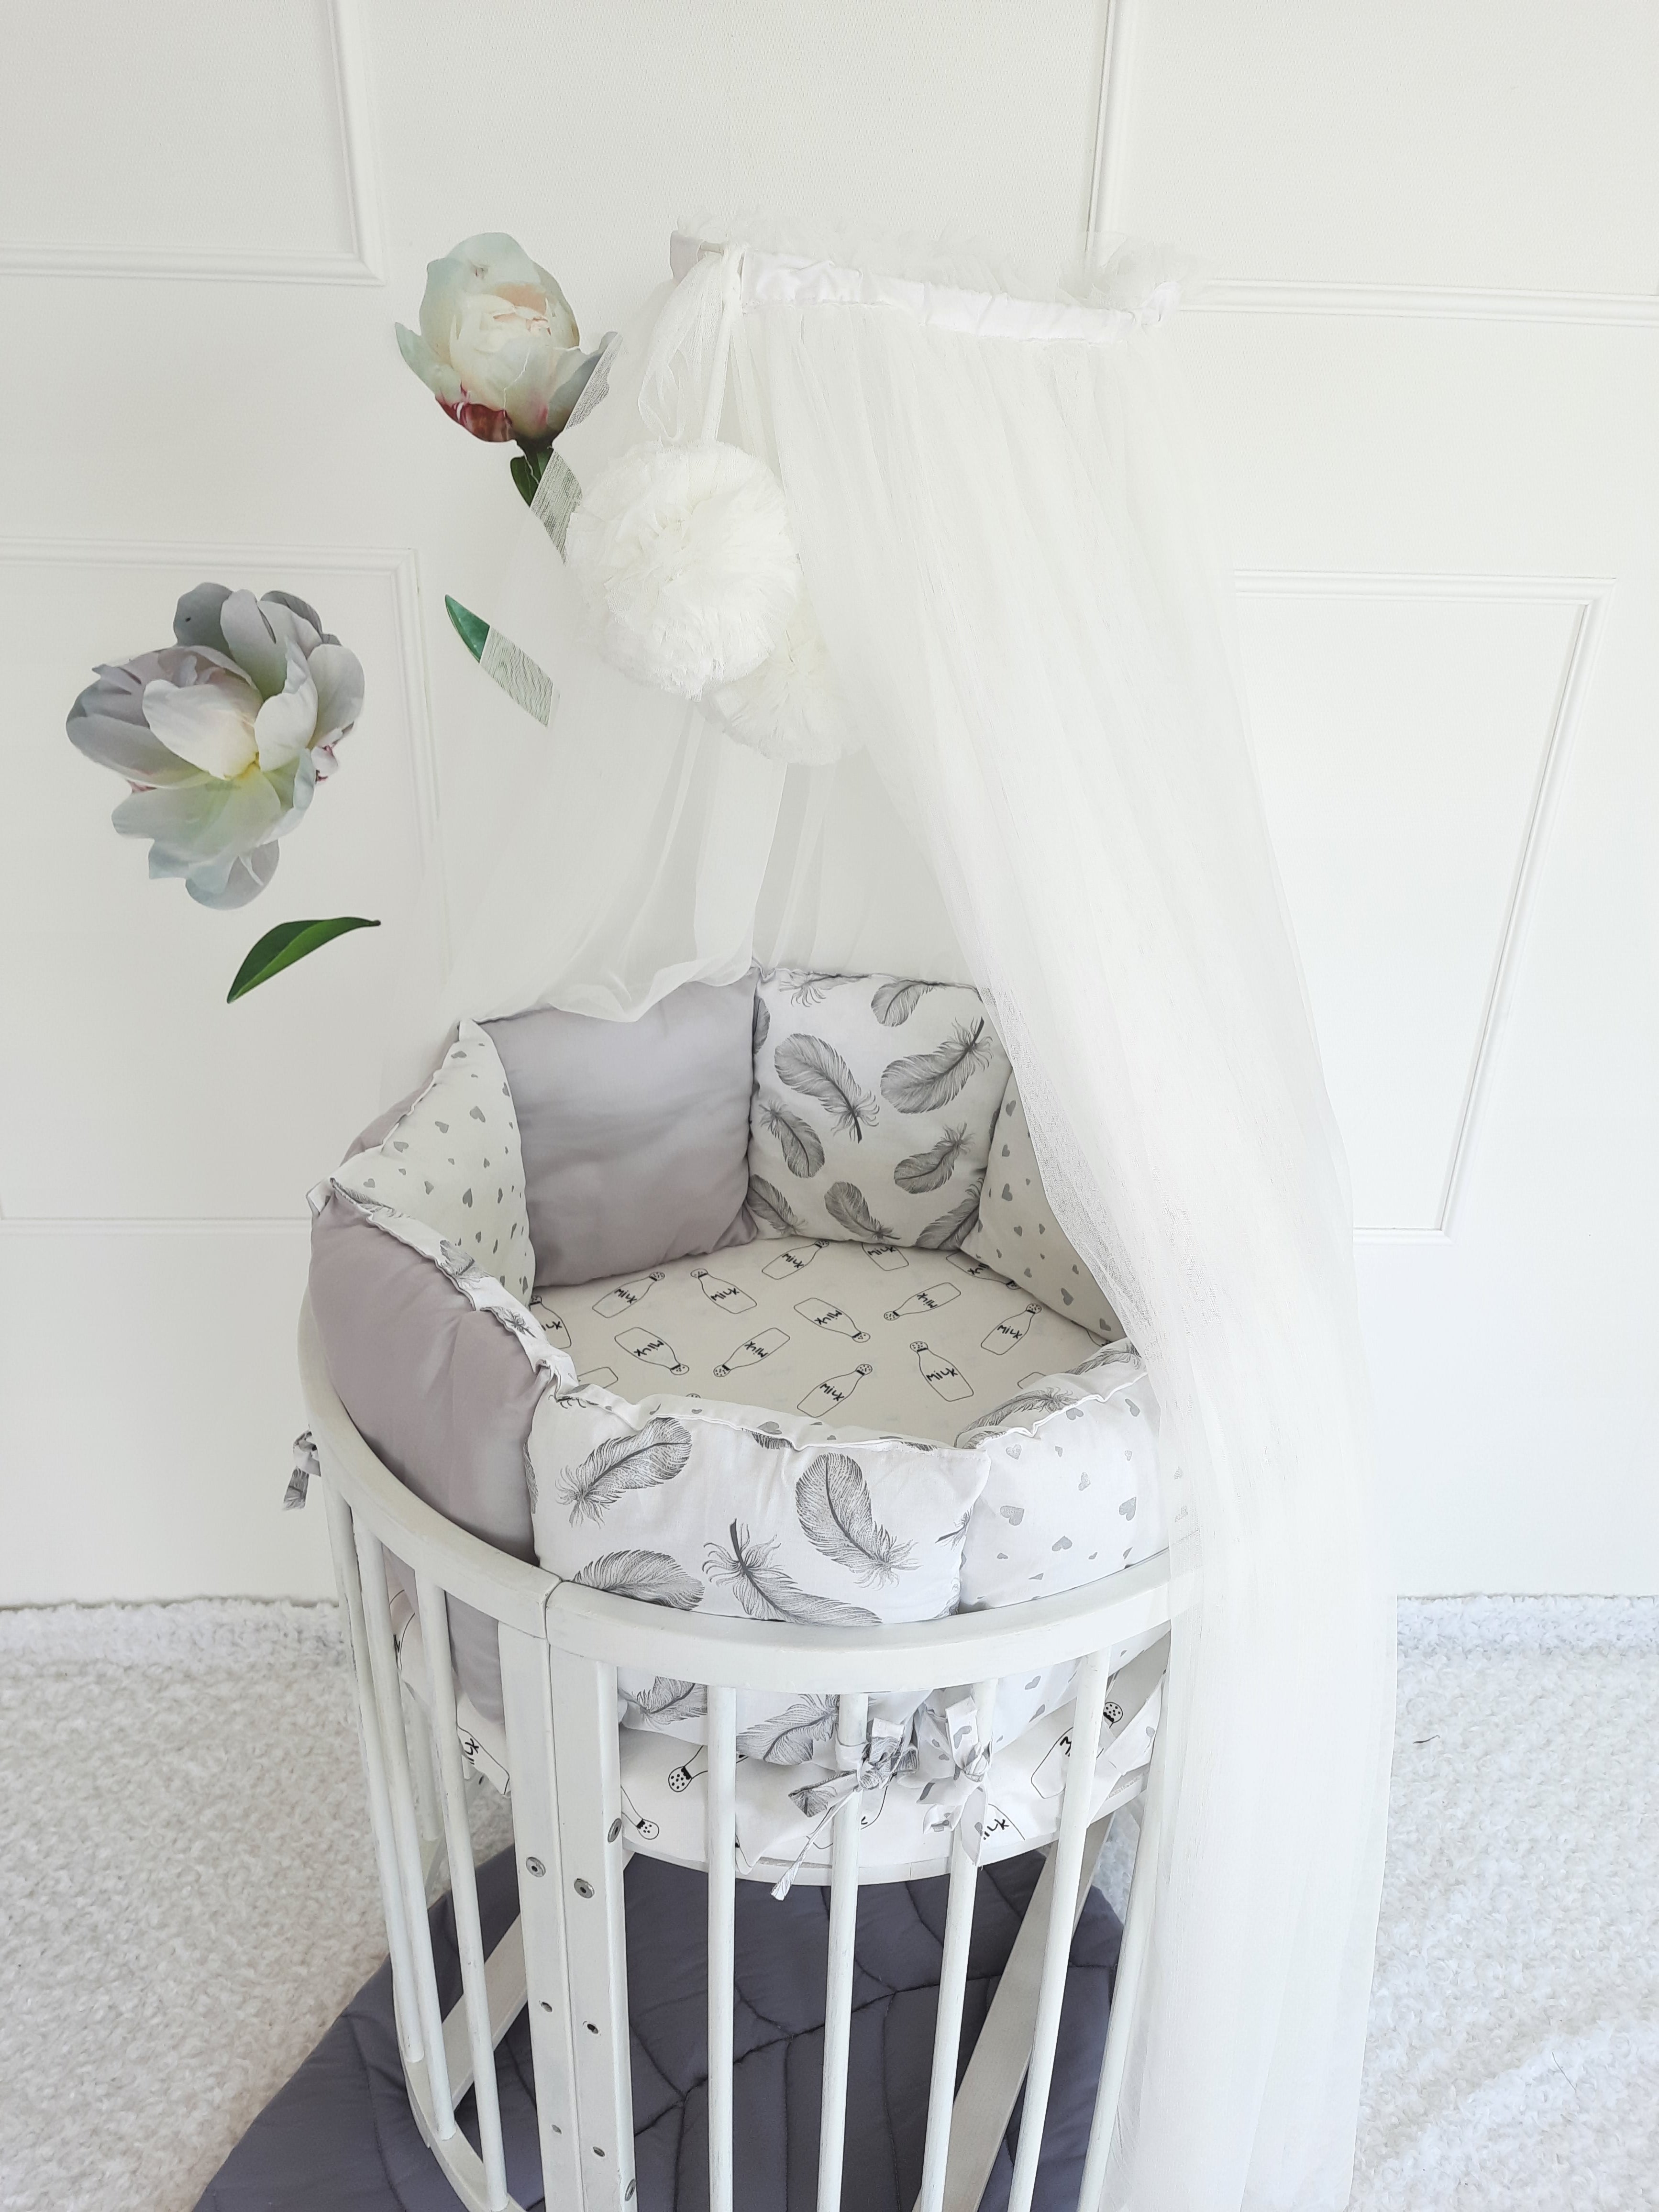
[309,967,1167,1889]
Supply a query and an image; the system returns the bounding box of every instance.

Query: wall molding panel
[1084,0,1659,328]
[0,1,384,285]
[1236,571,1611,1242]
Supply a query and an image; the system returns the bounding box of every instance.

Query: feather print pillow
[746,968,1011,1252]
[527,1382,988,1746]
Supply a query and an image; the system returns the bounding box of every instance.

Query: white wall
[2,0,1654,1603]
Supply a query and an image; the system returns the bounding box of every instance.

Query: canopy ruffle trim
[670,226,1187,344]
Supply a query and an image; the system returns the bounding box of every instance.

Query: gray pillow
[308,1188,550,1723]
[484,977,755,1287]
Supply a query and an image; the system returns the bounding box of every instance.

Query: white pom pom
[701,591,856,765]
[564,441,803,695]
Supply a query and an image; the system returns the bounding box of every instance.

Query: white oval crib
[302,1297,1173,2212]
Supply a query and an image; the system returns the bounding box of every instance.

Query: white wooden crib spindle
[706,1685,739,2212]
[325,1486,423,2066]
[1005,1646,1113,2212]
[416,1573,510,2210]
[548,1645,636,2210]
[916,1676,999,2212]
[498,1624,585,2210]
[354,1520,456,2135]
[1076,1730,1167,2212]
[816,1690,869,2212]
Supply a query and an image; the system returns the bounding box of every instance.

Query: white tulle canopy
[410,227,1395,2212]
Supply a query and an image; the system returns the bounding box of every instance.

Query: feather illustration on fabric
[692,1268,755,1313]
[912,1340,974,1402]
[622,1673,708,1722]
[745,1175,804,1236]
[615,1327,689,1374]
[882,1281,961,1319]
[796,1363,873,1417]
[757,1092,826,1178]
[794,1296,869,1340]
[983,1303,1040,1354]
[571,1554,704,1614]
[591,1272,665,1316]
[703,1521,880,1625]
[870,977,940,1027]
[738,1694,839,1764]
[916,1176,984,1251]
[763,1240,822,1278]
[752,990,770,1052]
[956,1386,1073,1446]
[787,971,844,1007]
[714,1327,789,1376]
[894,1124,969,1193]
[774,1033,879,1141]
[824,1181,895,1242]
[880,1018,993,1114]
[796,1453,917,1584]
[558,1418,693,1523]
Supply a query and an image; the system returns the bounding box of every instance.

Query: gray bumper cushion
[194,1848,1120,2212]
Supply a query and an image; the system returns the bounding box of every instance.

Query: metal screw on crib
[525,1856,545,1876]
[574,1876,595,1897]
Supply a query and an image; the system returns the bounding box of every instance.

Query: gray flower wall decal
[67,583,364,911]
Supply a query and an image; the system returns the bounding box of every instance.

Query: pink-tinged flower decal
[396,233,603,446]
[66,583,364,909]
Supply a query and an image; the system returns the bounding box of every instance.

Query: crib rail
[302,1296,1172,2212]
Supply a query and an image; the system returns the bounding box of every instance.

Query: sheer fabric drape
[413,237,1395,2211]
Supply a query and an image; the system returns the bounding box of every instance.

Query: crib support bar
[324,1483,423,2065]
[498,1625,585,2206]
[549,1645,637,2210]
[1078,1725,1167,2212]
[354,1520,456,2135]
[817,1690,869,2212]
[916,1677,998,2212]
[707,1685,738,2212]
[1006,1646,1113,2212]
[418,1573,510,2208]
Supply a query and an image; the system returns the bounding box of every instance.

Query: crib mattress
[526,1238,1103,1446]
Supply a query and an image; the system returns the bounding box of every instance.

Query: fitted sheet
[528,1238,1103,1447]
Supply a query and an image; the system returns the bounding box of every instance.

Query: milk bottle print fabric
[534,1237,1102,1446]
[746,968,1011,1250]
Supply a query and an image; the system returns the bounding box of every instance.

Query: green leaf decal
[510,443,553,509]
[227,917,380,1003]
[444,596,490,663]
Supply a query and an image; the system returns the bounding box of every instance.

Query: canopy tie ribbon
[284,1430,320,1511]
[770,1716,915,1900]
[916,1691,995,1862]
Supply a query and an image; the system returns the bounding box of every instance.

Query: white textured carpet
[0,1598,1653,2211]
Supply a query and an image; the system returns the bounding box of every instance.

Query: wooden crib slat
[498,1624,585,2211]
[915,1677,998,2212]
[416,1573,510,2210]
[548,1645,636,2210]
[817,1690,869,2212]
[1076,1729,1166,2212]
[1004,1646,1113,2212]
[706,1686,738,2212]
[354,1520,456,2136]
[324,1484,423,2065]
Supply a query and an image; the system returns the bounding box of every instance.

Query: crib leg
[499,1625,585,2210]
[549,1646,636,2212]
